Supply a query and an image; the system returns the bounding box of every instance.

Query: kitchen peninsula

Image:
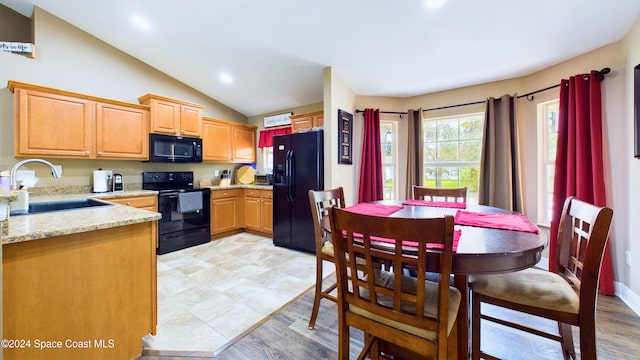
[2,192,160,360]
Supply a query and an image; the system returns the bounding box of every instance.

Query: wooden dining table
[321,200,548,359]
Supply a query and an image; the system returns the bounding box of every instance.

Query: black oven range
[142,171,211,255]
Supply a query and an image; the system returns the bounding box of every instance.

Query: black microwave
[149,133,203,163]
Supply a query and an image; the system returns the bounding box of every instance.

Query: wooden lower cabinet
[105,194,157,211]
[244,190,261,231]
[244,189,272,235]
[260,190,273,234]
[3,222,156,360]
[102,194,158,334]
[210,189,243,237]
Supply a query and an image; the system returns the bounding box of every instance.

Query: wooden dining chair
[413,185,467,203]
[469,196,614,360]
[328,206,460,360]
[307,187,346,330]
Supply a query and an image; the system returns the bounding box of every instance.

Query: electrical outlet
[626,250,631,266]
[54,165,63,176]
[214,169,220,176]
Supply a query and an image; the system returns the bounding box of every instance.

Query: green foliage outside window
[423,113,483,202]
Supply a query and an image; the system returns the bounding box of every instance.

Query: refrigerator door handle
[285,150,293,202]
[289,150,296,201]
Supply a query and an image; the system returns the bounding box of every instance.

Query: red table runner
[344,203,403,216]
[454,210,538,233]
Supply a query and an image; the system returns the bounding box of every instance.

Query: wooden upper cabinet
[150,99,180,135]
[139,94,204,137]
[9,81,150,160]
[202,117,256,163]
[180,104,203,137]
[96,102,149,160]
[14,88,95,158]
[232,124,256,163]
[291,110,323,133]
[202,118,232,161]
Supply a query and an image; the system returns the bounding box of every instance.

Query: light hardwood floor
[139,235,640,359]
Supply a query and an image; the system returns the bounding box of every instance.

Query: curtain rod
[355,67,611,115]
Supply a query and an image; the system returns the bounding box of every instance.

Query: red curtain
[550,70,614,295]
[358,109,383,203]
[258,127,291,148]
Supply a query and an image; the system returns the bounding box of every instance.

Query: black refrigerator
[272,130,324,253]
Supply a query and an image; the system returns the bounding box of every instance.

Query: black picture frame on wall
[635,64,640,158]
[338,109,353,164]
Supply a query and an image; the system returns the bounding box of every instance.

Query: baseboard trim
[615,282,640,317]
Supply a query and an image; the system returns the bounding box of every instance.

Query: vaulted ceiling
[3,0,640,116]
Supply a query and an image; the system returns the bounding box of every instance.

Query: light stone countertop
[3,186,272,245]
[3,190,161,245]
[27,189,158,202]
[0,189,18,203]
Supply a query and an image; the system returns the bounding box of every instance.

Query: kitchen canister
[93,169,110,193]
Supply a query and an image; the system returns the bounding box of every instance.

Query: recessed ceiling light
[131,14,152,32]
[219,72,234,85]
[425,0,446,10]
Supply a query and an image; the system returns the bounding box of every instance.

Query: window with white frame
[262,146,274,174]
[380,120,398,200]
[537,99,559,226]
[423,112,484,203]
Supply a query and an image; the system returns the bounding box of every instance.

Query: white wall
[324,67,358,205]
[621,16,640,311]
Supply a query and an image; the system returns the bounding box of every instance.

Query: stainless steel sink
[10,198,110,216]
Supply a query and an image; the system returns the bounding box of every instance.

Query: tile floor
[140,233,332,357]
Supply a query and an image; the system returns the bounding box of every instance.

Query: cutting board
[236,165,256,184]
